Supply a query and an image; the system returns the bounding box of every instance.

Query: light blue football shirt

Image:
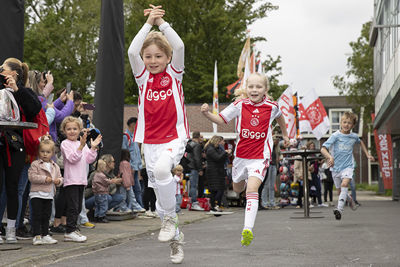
[322,130,360,172]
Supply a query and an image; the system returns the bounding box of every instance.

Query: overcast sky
[250,0,374,96]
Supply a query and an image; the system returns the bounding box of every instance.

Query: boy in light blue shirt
[321,112,374,220]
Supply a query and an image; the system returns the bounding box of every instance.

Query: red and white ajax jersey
[219,98,281,159]
[134,65,190,144]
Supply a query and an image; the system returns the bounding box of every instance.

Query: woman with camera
[0,58,42,243]
[28,70,74,142]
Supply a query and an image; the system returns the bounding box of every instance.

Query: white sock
[338,187,348,211]
[7,219,16,228]
[244,192,259,231]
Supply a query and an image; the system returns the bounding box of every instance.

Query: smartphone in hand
[66,82,72,94]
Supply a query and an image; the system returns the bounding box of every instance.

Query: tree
[24,0,286,104]
[24,0,101,101]
[332,21,373,126]
[123,0,280,104]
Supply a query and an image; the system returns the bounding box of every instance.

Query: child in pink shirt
[60,116,102,242]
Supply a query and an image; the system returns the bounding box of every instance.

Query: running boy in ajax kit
[320,112,374,220]
[128,4,188,264]
[201,72,290,246]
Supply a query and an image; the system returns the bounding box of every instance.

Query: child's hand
[54,178,61,185]
[90,134,102,150]
[45,177,52,184]
[368,154,375,161]
[144,4,162,16]
[326,156,334,168]
[112,178,122,184]
[145,6,165,26]
[200,103,209,114]
[46,103,54,109]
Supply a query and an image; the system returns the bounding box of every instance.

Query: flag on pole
[212,61,219,133]
[277,87,297,139]
[226,78,242,97]
[298,88,330,140]
[250,52,255,73]
[237,37,251,79]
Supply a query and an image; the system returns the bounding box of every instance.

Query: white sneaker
[144,210,156,218]
[158,216,178,242]
[170,232,184,264]
[318,203,329,207]
[64,230,87,242]
[6,227,17,244]
[309,204,314,208]
[0,235,3,244]
[191,202,204,211]
[152,211,160,218]
[42,235,58,244]
[33,235,43,245]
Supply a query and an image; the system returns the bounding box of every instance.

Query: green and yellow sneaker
[241,229,254,246]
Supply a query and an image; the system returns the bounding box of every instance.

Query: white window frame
[329,108,352,134]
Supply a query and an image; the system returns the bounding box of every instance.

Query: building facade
[370,0,400,200]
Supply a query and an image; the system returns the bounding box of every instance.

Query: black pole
[93,0,125,171]
[0,0,24,62]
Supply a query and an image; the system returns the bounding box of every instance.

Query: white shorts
[332,168,354,189]
[231,157,269,183]
[143,138,187,188]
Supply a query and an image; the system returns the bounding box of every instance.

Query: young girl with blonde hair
[201,72,289,246]
[60,116,102,242]
[128,4,188,264]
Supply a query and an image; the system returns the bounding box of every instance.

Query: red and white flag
[277,87,296,139]
[298,88,330,140]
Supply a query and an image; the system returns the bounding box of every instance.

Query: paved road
[48,200,400,267]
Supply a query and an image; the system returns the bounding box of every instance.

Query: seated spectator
[92,155,123,223]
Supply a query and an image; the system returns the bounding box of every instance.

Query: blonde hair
[3,58,29,87]
[39,139,55,153]
[96,159,107,172]
[60,116,83,134]
[28,70,43,95]
[172,164,183,174]
[204,135,223,150]
[234,73,272,100]
[341,111,358,125]
[141,31,172,59]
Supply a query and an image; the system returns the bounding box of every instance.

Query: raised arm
[127,23,151,75]
[200,103,225,125]
[159,21,184,71]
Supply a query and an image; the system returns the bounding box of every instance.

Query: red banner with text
[373,131,393,189]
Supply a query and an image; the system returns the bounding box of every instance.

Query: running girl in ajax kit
[128,4,189,264]
[201,72,289,246]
